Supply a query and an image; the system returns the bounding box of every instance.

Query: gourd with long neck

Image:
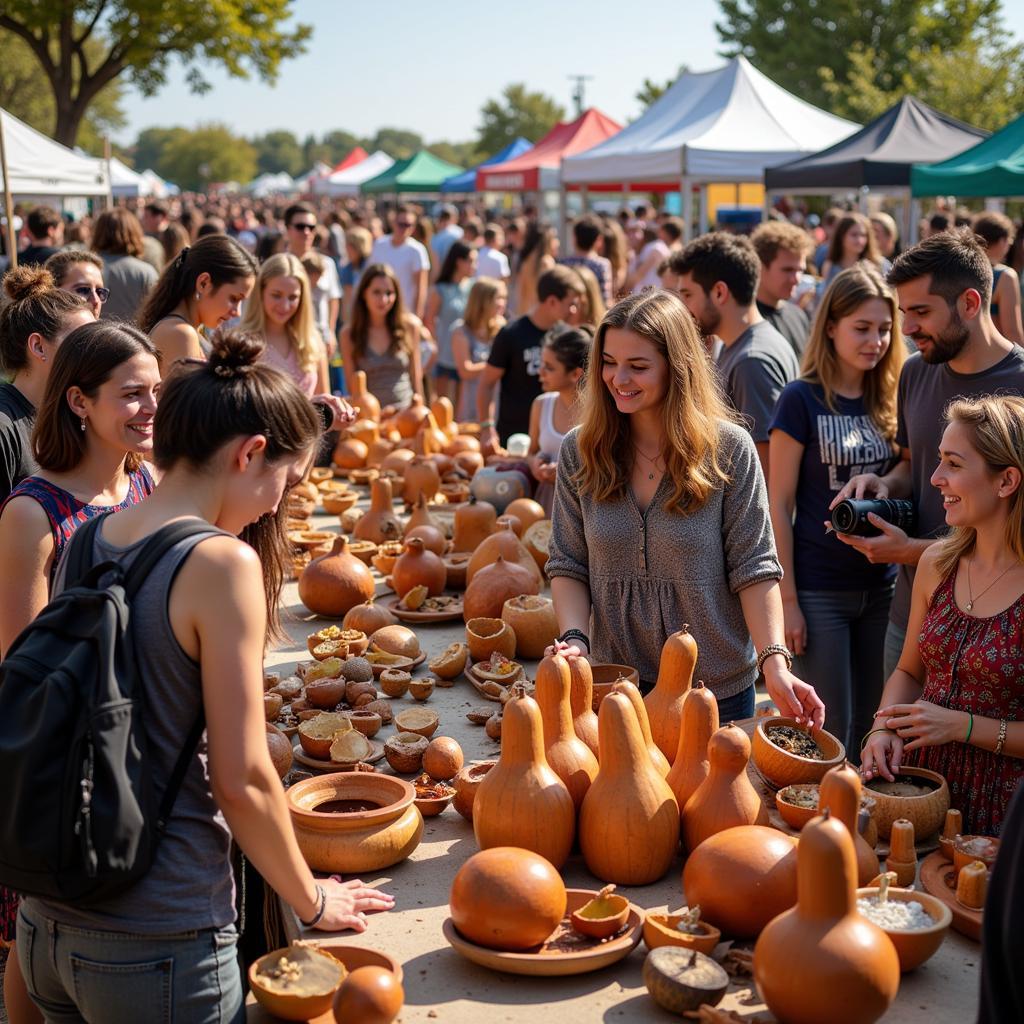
[431,395,457,438]
[472,691,575,868]
[579,692,679,885]
[666,680,719,810]
[534,654,599,809]
[753,812,900,1024]
[644,626,698,761]
[353,477,402,544]
[611,678,671,777]
[568,656,600,758]
[349,369,381,422]
[818,763,880,886]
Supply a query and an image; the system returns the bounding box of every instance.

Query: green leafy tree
[427,140,481,168]
[477,83,565,155]
[159,124,257,191]
[321,130,365,163]
[130,126,189,177]
[370,128,424,161]
[715,0,999,114]
[0,0,311,146]
[253,130,305,176]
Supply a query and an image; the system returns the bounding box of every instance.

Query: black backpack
[0,515,219,906]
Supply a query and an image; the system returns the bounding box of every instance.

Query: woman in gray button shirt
[547,290,824,726]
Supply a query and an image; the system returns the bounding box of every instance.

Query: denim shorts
[433,363,460,381]
[16,903,243,1024]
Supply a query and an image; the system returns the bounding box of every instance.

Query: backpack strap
[155,711,206,836]
[122,518,224,600]
[62,515,108,588]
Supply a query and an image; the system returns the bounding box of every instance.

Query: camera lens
[831,500,858,534]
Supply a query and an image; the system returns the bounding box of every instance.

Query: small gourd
[430,395,457,438]
[682,723,767,852]
[644,626,698,761]
[298,536,376,617]
[753,812,900,1024]
[567,656,600,758]
[394,394,430,438]
[579,692,679,885]
[391,536,446,599]
[818,763,881,886]
[451,495,497,553]
[353,478,402,545]
[472,690,575,868]
[666,680,719,810]
[348,369,381,422]
[463,555,540,621]
[534,654,599,809]
[402,456,441,506]
[955,860,988,910]
[610,678,671,777]
[403,493,441,537]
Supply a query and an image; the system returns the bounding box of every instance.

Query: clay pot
[643,914,722,954]
[298,536,376,617]
[466,617,517,662]
[863,767,950,840]
[286,773,424,872]
[751,717,846,789]
[452,761,497,822]
[854,886,952,973]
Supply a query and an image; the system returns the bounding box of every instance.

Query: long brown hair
[801,265,905,442]
[349,264,412,361]
[932,395,1024,578]
[827,212,882,267]
[92,208,146,258]
[154,329,321,639]
[576,291,735,514]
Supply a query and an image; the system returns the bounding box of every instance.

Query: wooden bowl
[855,886,952,972]
[775,784,821,830]
[642,913,721,954]
[343,710,382,739]
[347,540,378,565]
[751,717,846,790]
[864,767,950,840]
[589,664,641,711]
[322,491,359,515]
[570,890,631,939]
[394,707,439,738]
[248,944,346,1020]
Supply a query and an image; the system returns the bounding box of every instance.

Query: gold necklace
[633,445,663,481]
[965,555,1021,613]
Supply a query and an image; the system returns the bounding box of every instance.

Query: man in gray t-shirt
[831,229,1024,677]
[671,232,799,477]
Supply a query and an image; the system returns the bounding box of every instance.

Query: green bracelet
[964,712,974,744]
[860,728,892,751]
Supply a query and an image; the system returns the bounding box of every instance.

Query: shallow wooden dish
[751,716,846,790]
[642,913,721,954]
[467,660,524,693]
[919,850,982,941]
[855,885,952,972]
[443,889,643,976]
[292,740,385,772]
[385,595,464,623]
[864,766,950,840]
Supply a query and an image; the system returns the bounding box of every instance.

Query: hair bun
[3,265,55,303]
[207,328,264,378]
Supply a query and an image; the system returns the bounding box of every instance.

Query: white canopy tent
[312,151,395,197]
[139,169,178,198]
[246,171,297,197]
[109,156,147,198]
[561,56,859,236]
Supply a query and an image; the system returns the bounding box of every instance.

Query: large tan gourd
[472,691,575,868]
[568,656,600,758]
[354,478,402,545]
[348,369,381,422]
[682,723,767,851]
[466,522,543,587]
[534,654,598,809]
[644,627,698,761]
[610,678,671,777]
[391,537,446,598]
[394,395,430,438]
[463,555,539,622]
[818,763,880,886]
[579,692,679,885]
[451,496,497,553]
[753,812,900,1024]
[665,680,719,810]
[298,536,376,617]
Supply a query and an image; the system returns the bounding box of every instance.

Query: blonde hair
[932,395,1024,578]
[238,252,320,372]
[576,290,735,514]
[574,264,606,327]
[463,277,505,340]
[801,266,905,441]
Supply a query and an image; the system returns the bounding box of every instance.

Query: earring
[80,418,87,432]
[195,292,201,301]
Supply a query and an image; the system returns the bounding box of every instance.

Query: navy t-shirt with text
[770,379,899,591]
[487,314,550,443]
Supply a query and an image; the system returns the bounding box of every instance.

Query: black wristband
[298,884,327,927]
[558,629,591,653]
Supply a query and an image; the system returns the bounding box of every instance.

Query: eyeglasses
[72,284,110,302]
[291,222,317,232]
[395,221,415,230]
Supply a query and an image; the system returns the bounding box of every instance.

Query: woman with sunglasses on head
[44,250,109,319]
[138,235,257,366]
[0,267,95,502]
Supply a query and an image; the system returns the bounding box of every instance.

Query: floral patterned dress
[911,567,1024,836]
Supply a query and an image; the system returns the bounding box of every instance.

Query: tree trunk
[53,101,83,148]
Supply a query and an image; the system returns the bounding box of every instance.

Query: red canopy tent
[476,109,622,192]
[329,147,369,174]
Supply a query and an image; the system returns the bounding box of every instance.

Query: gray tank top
[360,343,413,409]
[25,517,236,934]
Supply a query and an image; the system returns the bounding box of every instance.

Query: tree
[715,0,999,115]
[370,128,424,161]
[427,140,481,169]
[477,83,565,156]
[130,126,189,178]
[0,29,126,154]
[0,1,311,146]
[635,66,687,111]
[253,130,305,176]
[159,124,257,191]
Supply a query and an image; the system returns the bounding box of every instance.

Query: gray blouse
[547,422,782,699]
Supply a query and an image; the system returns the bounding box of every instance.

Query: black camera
[830,499,916,538]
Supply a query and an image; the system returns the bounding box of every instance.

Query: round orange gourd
[348,369,381,422]
[346,418,380,447]
[391,536,446,598]
[501,594,559,659]
[579,692,679,885]
[394,394,430,438]
[343,598,398,634]
[298,536,376,617]
[666,680,719,810]
[451,495,497,552]
[353,478,403,545]
[332,436,368,470]
[472,691,575,868]
[463,555,540,622]
[465,521,543,587]
[644,626,698,761]
[449,847,567,951]
[568,656,600,758]
[380,447,415,476]
[818,763,881,886]
[504,497,546,533]
[331,967,403,1024]
[404,524,446,557]
[682,825,798,938]
[610,678,671,777]
[681,723,768,852]
[753,813,900,1024]
[533,654,599,809]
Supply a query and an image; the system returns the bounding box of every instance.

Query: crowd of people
[0,189,1022,1020]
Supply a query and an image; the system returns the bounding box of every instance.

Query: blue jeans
[16,903,243,1024]
[793,584,894,754]
[717,684,755,723]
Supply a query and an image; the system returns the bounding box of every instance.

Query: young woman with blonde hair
[450,276,507,421]
[238,252,327,398]
[768,265,906,751]
[514,223,558,314]
[861,395,1024,835]
[568,264,606,329]
[547,289,824,724]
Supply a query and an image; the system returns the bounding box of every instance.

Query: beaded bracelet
[557,629,591,653]
[299,884,327,928]
[995,718,1008,756]
[756,643,793,675]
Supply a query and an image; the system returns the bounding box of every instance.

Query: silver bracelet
[757,643,793,675]
[299,884,327,928]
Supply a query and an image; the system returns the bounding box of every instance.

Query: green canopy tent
[360,150,464,195]
[911,112,1024,197]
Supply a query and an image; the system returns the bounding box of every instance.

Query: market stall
[440,137,532,194]
[313,150,395,198]
[360,150,465,197]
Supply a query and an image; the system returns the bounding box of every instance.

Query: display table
[249,500,982,1021]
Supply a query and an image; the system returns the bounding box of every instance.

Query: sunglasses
[72,284,110,302]
[395,221,415,229]
[291,222,317,232]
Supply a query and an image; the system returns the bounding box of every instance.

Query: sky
[117,0,1024,146]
